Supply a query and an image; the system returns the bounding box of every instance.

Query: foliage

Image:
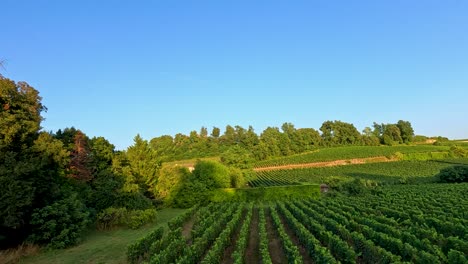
[154,165,190,204]
[336,178,378,195]
[220,145,254,169]
[192,160,231,189]
[437,165,468,183]
[320,120,362,146]
[127,226,164,264]
[96,207,157,230]
[229,167,246,188]
[210,184,321,202]
[449,145,468,158]
[167,160,236,207]
[28,194,90,249]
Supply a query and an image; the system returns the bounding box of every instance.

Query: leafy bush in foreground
[28,194,90,249]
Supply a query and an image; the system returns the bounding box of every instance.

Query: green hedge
[210,184,320,202]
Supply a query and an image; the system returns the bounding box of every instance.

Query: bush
[437,166,468,183]
[126,209,157,229]
[28,194,90,249]
[210,184,321,202]
[449,145,467,158]
[96,207,128,230]
[229,167,246,188]
[154,165,190,205]
[169,160,234,208]
[97,207,157,230]
[115,192,153,210]
[338,178,378,195]
[192,160,231,189]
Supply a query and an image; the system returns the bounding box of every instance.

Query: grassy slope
[20,208,186,264]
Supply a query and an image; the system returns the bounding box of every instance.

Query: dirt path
[265,208,288,264]
[277,212,314,264]
[245,208,260,264]
[254,156,396,172]
[182,215,196,244]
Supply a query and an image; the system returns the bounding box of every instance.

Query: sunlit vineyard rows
[249,159,468,187]
[128,183,468,264]
[253,145,452,168]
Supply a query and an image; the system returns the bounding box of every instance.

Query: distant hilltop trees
[149,120,415,162]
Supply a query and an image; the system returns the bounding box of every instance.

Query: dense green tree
[0,77,89,248]
[200,126,208,138]
[211,127,220,138]
[154,165,190,205]
[290,128,322,152]
[220,145,255,169]
[382,124,402,145]
[221,125,236,145]
[241,126,259,149]
[396,120,414,143]
[260,127,282,157]
[88,136,115,172]
[320,120,362,146]
[123,135,161,198]
[170,160,233,208]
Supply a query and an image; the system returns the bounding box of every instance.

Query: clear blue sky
[2,1,467,149]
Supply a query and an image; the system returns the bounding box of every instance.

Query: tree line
[150,120,416,163]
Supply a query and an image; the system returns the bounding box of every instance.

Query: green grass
[250,158,468,187]
[253,145,452,168]
[20,208,186,264]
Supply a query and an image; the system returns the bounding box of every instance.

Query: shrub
[115,192,153,210]
[229,167,246,188]
[210,184,320,202]
[192,160,231,189]
[28,194,90,249]
[96,207,128,230]
[449,145,467,158]
[437,166,468,183]
[126,209,157,229]
[97,207,157,230]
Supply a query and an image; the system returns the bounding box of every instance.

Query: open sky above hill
[2,0,467,149]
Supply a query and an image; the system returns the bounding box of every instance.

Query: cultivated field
[128,183,468,264]
[249,158,468,187]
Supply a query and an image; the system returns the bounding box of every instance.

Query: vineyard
[128,183,468,264]
[249,158,468,187]
[253,145,452,168]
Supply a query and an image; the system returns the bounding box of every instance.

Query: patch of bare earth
[220,209,247,264]
[244,208,260,264]
[254,156,396,172]
[277,211,314,264]
[182,215,196,245]
[265,208,288,264]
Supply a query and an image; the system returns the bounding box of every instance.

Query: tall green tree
[396,120,415,143]
[320,120,362,146]
[124,135,161,198]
